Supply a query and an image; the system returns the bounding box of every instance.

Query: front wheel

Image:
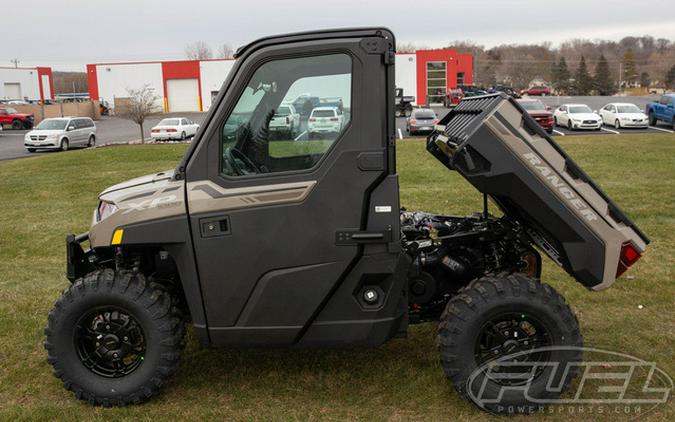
[614,119,621,129]
[45,269,185,406]
[567,119,573,131]
[648,112,656,126]
[437,274,582,414]
[60,139,69,151]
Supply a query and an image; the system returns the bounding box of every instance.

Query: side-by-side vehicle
[45,28,648,413]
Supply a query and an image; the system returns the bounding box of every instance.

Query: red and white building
[0,66,54,102]
[87,49,472,113]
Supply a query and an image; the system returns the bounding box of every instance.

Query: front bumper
[572,122,602,129]
[66,232,94,282]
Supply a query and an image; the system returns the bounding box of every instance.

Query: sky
[2,0,674,71]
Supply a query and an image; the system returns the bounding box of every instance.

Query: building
[87,49,472,112]
[0,66,54,102]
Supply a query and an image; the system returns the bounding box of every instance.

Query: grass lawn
[0,134,673,421]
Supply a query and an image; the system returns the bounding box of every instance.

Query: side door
[183,29,401,347]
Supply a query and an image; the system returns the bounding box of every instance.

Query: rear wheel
[11,119,23,130]
[87,135,96,147]
[553,117,558,127]
[437,274,582,414]
[45,269,185,406]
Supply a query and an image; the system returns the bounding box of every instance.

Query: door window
[220,54,352,177]
[426,62,446,104]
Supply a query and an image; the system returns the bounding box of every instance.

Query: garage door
[4,83,21,100]
[166,78,199,112]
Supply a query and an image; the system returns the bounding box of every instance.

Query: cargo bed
[427,93,649,290]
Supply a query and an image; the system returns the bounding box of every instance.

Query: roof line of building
[89,57,237,66]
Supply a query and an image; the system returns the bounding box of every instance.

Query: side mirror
[593,110,598,114]
[68,125,76,131]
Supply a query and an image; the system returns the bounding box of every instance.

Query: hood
[26,129,63,136]
[100,169,175,197]
[90,169,185,248]
[525,110,552,116]
[569,113,600,120]
[617,113,647,119]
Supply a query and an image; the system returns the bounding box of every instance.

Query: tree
[119,85,160,143]
[593,55,614,95]
[217,43,234,59]
[552,57,571,95]
[573,56,593,95]
[666,64,675,90]
[639,72,651,88]
[622,48,638,85]
[185,41,212,60]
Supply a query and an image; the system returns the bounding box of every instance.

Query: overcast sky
[2,0,674,71]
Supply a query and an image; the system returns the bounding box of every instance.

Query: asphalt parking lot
[0,112,206,161]
[1,97,672,160]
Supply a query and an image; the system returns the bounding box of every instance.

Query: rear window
[414,110,436,119]
[275,106,291,116]
[158,119,180,126]
[311,109,336,118]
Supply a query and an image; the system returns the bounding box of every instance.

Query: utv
[46,28,649,413]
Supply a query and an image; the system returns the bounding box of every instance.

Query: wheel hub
[74,307,146,378]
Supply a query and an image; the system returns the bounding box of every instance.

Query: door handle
[335,227,392,245]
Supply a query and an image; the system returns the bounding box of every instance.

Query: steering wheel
[225,147,260,175]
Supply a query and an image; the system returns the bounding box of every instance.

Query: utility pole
[618,62,622,94]
[10,58,20,68]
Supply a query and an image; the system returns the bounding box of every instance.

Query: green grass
[0,134,673,421]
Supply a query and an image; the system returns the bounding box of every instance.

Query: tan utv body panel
[485,102,647,290]
[89,170,317,248]
[89,170,186,248]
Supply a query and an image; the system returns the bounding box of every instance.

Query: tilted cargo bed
[427,93,649,290]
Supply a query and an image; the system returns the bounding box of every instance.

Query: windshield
[569,106,592,114]
[36,119,68,130]
[275,106,291,116]
[414,110,436,119]
[520,102,546,111]
[158,119,180,126]
[312,109,336,118]
[616,104,641,113]
[7,107,18,114]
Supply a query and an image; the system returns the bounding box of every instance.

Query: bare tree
[217,43,234,59]
[119,84,160,143]
[185,41,212,60]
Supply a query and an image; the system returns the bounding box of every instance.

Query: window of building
[426,62,446,104]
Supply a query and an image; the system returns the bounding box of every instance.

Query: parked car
[24,117,96,152]
[308,106,344,138]
[0,106,34,129]
[395,87,415,117]
[489,86,521,99]
[443,88,463,108]
[269,104,300,137]
[517,99,553,133]
[150,118,199,141]
[406,108,439,135]
[553,104,602,130]
[598,103,648,129]
[645,94,675,129]
[458,85,488,97]
[523,86,551,96]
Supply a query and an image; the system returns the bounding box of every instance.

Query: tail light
[329,117,338,121]
[166,128,177,132]
[616,242,641,277]
[410,119,417,125]
[151,129,159,133]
